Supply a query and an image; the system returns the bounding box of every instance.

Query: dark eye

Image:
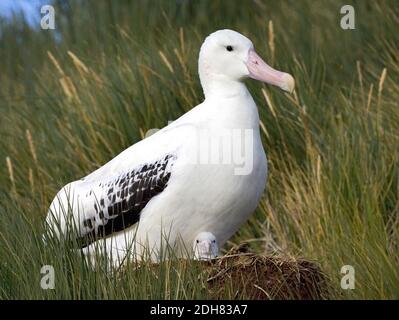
[196,240,199,243]
[212,240,216,243]
[226,45,233,52]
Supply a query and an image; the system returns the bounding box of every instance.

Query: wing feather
[47,153,177,248]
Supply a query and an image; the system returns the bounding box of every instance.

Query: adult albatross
[45,29,294,266]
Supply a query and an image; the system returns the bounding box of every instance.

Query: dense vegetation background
[0,0,398,299]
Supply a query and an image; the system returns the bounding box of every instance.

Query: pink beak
[246,49,295,93]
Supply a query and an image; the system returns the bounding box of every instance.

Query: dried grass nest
[200,245,330,300]
[132,245,330,299]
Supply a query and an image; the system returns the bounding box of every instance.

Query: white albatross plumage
[193,232,219,261]
[44,29,294,267]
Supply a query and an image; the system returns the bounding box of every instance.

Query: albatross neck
[201,77,250,100]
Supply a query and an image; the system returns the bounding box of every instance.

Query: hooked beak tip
[281,73,295,94]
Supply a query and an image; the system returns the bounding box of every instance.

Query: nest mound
[201,247,329,300]
[130,246,329,299]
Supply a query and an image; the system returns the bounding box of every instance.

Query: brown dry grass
[204,247,330,300]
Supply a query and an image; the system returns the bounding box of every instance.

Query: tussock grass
[0,0,398,299]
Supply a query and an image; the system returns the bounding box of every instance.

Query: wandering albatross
[193,232,219,260]
[45,29,294,267]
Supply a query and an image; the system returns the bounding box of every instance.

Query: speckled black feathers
[76,154,176,248]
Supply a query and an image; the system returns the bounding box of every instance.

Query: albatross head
[193,232,219,260]
[199,29,295,96]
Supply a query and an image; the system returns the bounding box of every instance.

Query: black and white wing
[66,154,177,248]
